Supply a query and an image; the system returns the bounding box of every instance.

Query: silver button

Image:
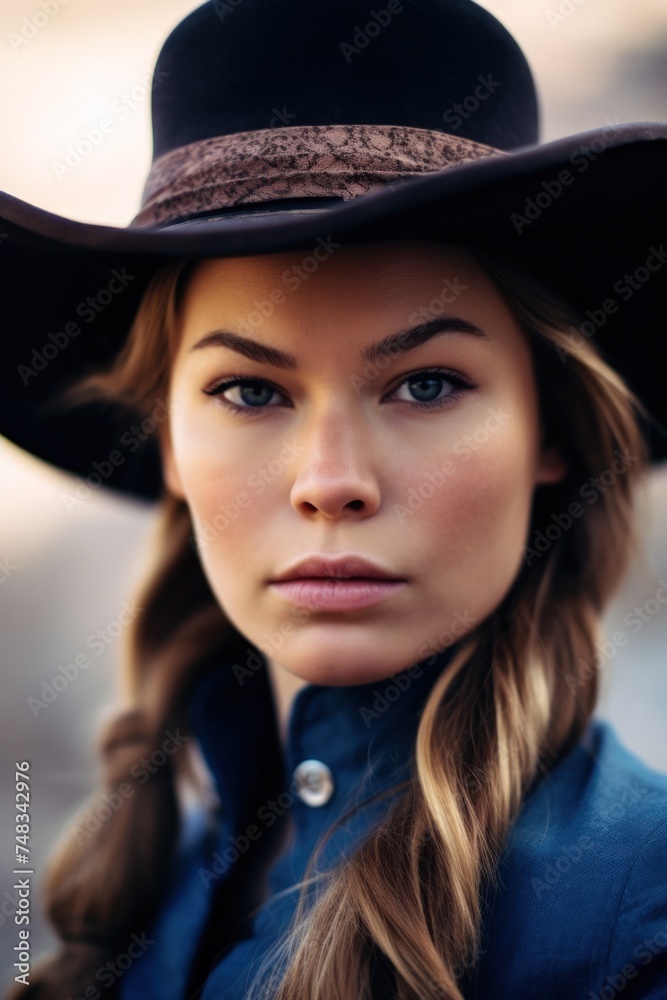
[293,759,335,807]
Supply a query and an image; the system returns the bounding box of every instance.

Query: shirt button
[293,759,335,807]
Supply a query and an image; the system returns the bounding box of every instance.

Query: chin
[280,652,406,688]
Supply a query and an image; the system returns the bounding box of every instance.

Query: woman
[2,1,667,998]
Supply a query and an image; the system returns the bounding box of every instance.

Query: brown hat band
[131,122,507,228]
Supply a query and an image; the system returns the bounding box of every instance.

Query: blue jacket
[119,646,667,999]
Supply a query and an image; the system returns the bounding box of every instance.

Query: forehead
[173,239,519,361]
[179,239,493,306]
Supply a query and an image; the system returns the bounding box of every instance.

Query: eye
[202,367,474,417]
[203,377,287,416]
[388,368,474,409]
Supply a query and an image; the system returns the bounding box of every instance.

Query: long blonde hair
[7,243,650,1000]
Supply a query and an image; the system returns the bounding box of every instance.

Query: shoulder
[516,716,667,864]
[472,718,667,998]
[506,716,667,907]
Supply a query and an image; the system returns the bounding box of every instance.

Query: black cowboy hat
[1,0,666,501]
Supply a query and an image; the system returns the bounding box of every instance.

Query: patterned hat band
[131,122,508,228]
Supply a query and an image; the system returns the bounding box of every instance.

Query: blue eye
[393,371,470,408]
[202,367,474,417]
[203,378,284,414]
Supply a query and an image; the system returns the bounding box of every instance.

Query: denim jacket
[118,645,667,999]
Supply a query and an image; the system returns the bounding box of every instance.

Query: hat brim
[2,121,666,500]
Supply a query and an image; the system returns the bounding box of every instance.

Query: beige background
[1,0,666,985]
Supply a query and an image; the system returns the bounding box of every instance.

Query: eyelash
[202,367,475,417]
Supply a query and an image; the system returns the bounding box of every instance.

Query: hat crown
[150,0,540,162]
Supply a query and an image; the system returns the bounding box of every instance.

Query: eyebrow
[188,317,488,369]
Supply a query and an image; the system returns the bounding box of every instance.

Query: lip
[269,578,407,611]
[269,554,405,583]
[268,554,408,612]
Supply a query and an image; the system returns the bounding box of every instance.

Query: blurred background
[1,0,666,985]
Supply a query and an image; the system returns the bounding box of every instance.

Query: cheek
[170,403,256,538]
[411,418,537,601]
[169,403,287,593]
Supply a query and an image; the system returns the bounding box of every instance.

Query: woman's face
[160,240,566,686]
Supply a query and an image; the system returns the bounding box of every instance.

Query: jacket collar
[186,643,457,842]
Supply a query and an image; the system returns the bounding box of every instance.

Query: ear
[534,425,568,486]
[157,419,186,500]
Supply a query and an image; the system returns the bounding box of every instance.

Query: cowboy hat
[1,0,666,500]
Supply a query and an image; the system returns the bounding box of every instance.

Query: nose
[289,407,381,520]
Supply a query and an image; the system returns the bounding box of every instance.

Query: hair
[7,241,651,1000]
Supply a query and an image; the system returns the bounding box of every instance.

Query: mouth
[267,553,408,610]
[270,554,406,584]
[268,576,407,611]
